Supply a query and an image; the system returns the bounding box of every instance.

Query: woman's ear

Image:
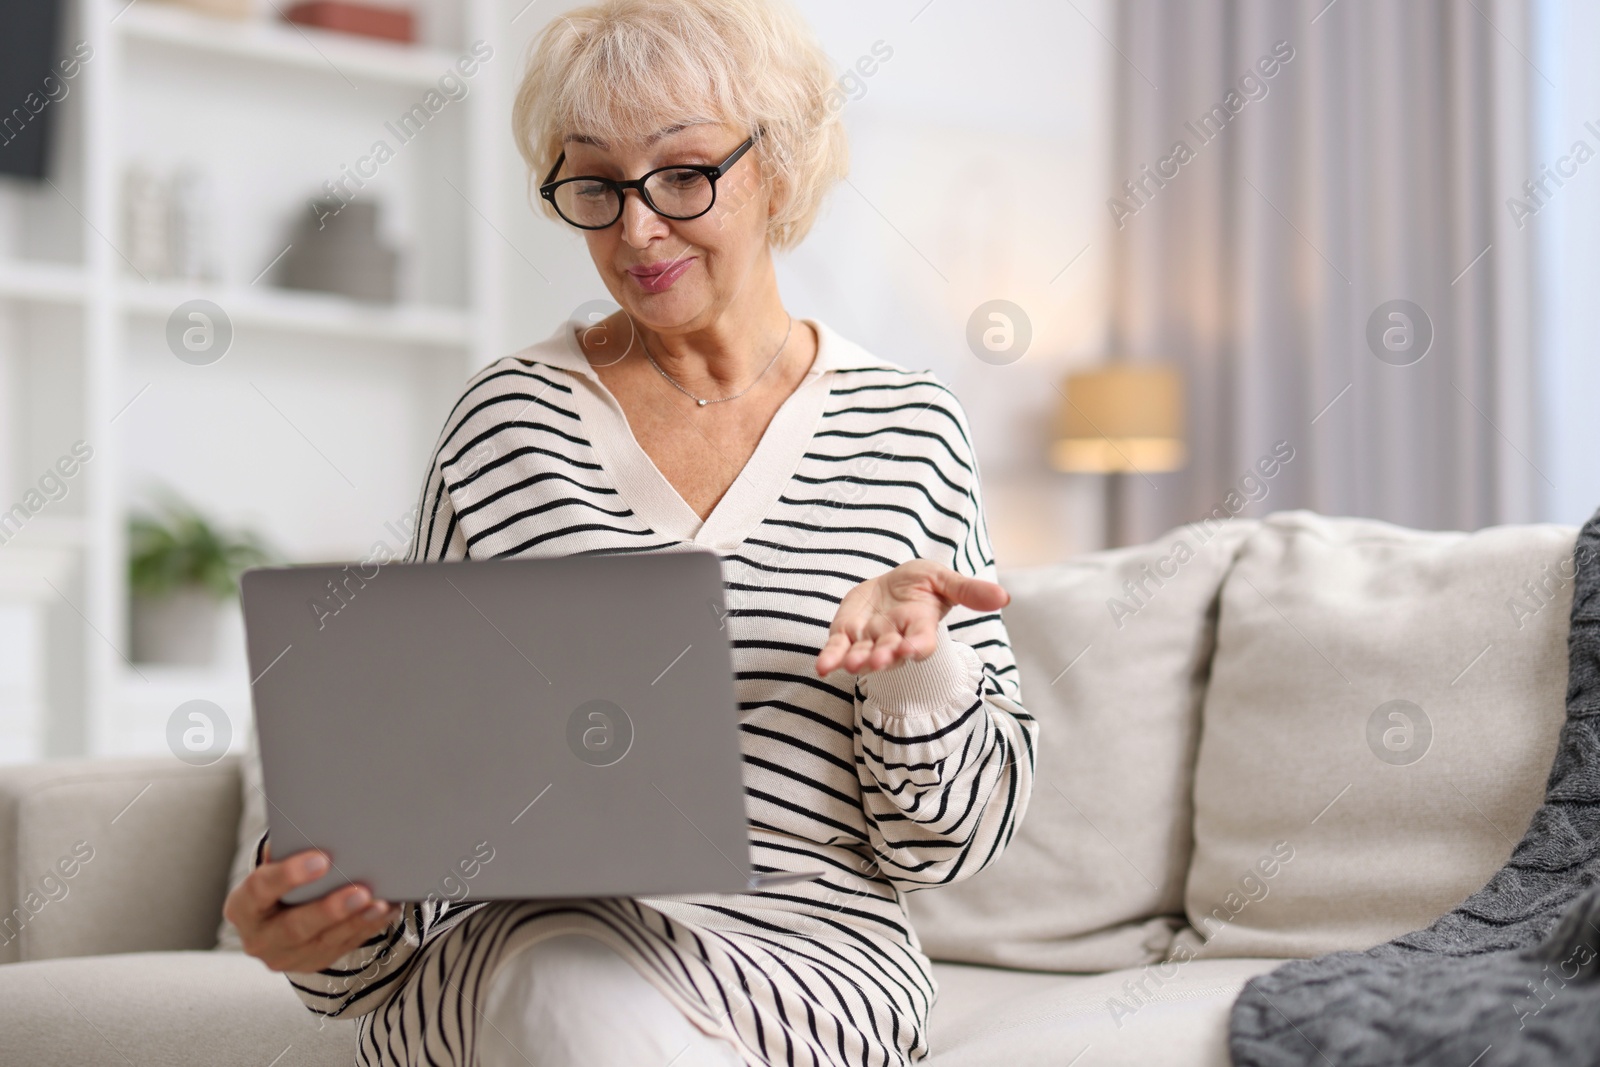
[760,154,785,219]
[766,177,787,220]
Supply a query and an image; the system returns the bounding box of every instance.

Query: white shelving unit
[0,260,85,304]
[120,281,475,346]
[0,0,506,760]
[115,1,469,87]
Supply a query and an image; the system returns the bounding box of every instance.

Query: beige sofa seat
[0,945,1279,1067]
[0,951,355,1067]
[925,958,1281,1067]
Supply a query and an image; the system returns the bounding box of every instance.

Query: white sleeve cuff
[858,622,982,721]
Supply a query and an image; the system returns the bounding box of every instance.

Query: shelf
[0,261,472,344]
[119,661,251,692]
[0,541,79,600]
[120,280,473,346]
[117,662,252,710]
[0,514,89,550]
[111,661,254,759]
[116,3,464,90]
[0,259,86,305]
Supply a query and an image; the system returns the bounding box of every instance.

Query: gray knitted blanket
[1230,506,1600,1067]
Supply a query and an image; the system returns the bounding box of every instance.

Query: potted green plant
[128,493,276,665]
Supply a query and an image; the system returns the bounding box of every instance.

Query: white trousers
[475,933,746,1067]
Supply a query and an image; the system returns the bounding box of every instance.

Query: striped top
[276,317,1038,1067]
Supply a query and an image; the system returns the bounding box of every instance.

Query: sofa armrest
[0,754,241,964]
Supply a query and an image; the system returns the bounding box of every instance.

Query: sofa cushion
[925,957,1281,1066]
[216,734,265,951]
[1178,511,1577,960]
[0,951,355,1067]
[0,757,240,964]
[908,519,1258,971]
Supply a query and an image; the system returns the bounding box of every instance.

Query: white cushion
[925,957,1281,1066]
[1177,511,1577,960]
[0,758,239,963]
[908,519,1259,971]
[0,951,355,1067]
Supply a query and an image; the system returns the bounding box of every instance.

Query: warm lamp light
[1051,363,1186,547]
[1051,365,1187,473]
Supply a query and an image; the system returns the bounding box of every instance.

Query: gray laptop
[240,549,815,906]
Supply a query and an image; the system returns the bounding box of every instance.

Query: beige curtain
[1107,0,1542,544]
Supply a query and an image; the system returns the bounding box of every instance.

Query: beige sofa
[0,510,1580,1066]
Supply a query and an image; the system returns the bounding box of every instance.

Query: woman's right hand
[224,842,400,973]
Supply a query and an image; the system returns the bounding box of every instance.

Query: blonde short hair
[512,0,849,252]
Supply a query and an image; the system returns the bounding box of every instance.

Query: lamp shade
[1052,364,1186,473]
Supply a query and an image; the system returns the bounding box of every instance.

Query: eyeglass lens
[553,168,714,227]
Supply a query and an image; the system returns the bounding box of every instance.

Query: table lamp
[1051,364,1186,548]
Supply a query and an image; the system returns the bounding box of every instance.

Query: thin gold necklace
[642,316,794,407]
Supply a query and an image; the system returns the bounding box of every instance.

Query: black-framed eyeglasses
[539,134,758,230]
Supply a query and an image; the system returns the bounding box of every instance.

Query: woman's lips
[627,258,694,293]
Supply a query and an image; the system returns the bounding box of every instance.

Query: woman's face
[560,120,773,333]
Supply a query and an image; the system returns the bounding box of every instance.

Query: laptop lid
[241,549,791,906]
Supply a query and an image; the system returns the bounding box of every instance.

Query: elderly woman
[225,1,1036,1064]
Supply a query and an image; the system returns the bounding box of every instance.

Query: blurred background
[0,0,1594,764]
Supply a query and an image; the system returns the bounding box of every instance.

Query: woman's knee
[476,934,742,1067]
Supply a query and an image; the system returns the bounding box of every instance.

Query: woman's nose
[619,188,669,247]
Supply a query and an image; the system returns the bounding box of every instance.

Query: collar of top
[522,315,891,384]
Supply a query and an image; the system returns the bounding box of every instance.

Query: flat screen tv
[0,0,67,182]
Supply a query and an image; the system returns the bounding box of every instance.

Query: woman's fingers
[816,565,1010,676]
[871,621,935,669]
[276,884,378,948]
[841,636,877,674]
[266,904,398,974]
[227,847,396,973]
[898,618,940,662]
[827,622,921,674]
[275,902,400,974]
[866,631,902,672]
[822,634,874,675]
[935,572,1010,612]
[255,886,393,971]
[227,849,328,929]
[815,630,855,675]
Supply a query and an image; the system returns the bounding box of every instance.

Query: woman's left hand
[816,560,1010,676]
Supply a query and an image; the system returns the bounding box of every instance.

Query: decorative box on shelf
[282,0,416,43]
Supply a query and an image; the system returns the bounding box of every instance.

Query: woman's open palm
[816,559,1009,676]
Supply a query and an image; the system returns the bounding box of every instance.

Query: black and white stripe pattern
[275,320,1038,1067]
